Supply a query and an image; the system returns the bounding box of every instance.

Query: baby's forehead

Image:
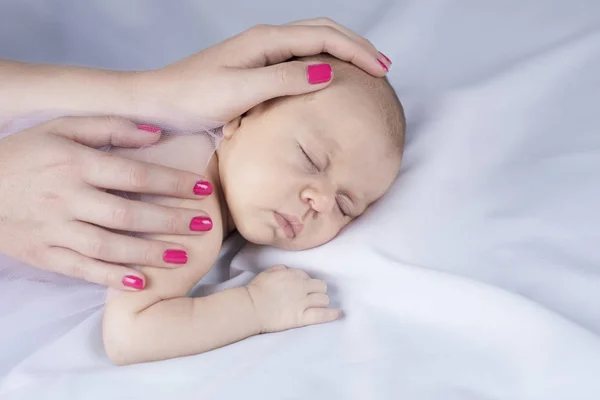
[302,91,388,154]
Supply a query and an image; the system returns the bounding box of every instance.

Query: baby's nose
[312,192,336,214]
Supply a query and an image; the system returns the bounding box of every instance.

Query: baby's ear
[223,116,242,139]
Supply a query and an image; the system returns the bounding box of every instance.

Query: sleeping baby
[103,54,405,365]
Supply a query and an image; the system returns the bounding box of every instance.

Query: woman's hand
[0,117,214,290]
[135,18,392,130]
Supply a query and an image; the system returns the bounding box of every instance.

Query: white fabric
[1,0,600,399]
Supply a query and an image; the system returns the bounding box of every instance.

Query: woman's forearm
[0,58,145,122]
[103,287,261,365]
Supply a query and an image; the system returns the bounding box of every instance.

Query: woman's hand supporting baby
[0,117,213,289]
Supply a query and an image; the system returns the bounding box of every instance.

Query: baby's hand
[246,265,342,333]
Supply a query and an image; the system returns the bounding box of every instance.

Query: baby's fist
[246,265,342,333]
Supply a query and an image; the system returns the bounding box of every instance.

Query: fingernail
[137,124,161,133]
[193,180,213,196]
[377,59,389,72]
[379,52,392,65]
[122,275,144,290]
[163,249,188,264]
[190,216,212,231]
[307,63,333,84]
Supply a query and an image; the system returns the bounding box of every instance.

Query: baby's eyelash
[336,200,347,217]
[336,196,350,217]
[298,143,318,171]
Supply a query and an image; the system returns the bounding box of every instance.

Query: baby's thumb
[243,61,333,105]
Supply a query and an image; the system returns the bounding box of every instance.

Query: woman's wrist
[0,59,150,121]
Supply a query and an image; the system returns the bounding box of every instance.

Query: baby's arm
[102,195,260,365]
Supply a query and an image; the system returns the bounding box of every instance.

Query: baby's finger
[306,293,330,308]
[73,191,213,235]
[42,246,146,290]
[267,265,287,272]
[57,221,188,268]
[306,278,327,293]
[301,308,343,327]
[83,150,213,199]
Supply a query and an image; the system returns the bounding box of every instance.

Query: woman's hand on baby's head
[134,18,391,130]
[0,116,215,290]
[246,265,342,334]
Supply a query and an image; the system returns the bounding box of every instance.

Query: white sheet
[1,1,599,399]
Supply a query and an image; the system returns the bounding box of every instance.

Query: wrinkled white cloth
[1,0,600,399]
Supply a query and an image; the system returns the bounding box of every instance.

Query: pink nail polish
[190,216,212,231]
[163,249,188,264]
[122,275,144,290]
[137,124,161,133]
[377,59,389,72]
[307,63,332,84]
[193,180,213,196]
[379,52,392,64]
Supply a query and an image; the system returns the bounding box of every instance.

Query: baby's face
[217,84,401,250]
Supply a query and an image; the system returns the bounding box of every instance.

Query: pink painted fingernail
[163,249,188,264]
[377,59,389,72]
[122,275,144,290]
[379,52,392,64]
[190,216,212,231]
[193,180,213,196]
[307,63,333,84]
[137,124,161,133]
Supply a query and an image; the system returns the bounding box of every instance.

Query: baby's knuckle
[294,269,309,279]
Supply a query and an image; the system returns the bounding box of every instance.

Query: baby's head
[217,54,405,250]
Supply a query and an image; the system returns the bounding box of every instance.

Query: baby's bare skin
[103,55,404,365]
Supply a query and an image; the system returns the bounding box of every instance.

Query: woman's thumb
[242,61,333,106]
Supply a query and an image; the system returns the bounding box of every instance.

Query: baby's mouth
[273,212,303,239]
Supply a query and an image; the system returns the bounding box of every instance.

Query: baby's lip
[280,213,304,236]
[274,212,304,238]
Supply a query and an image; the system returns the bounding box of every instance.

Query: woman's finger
[55,221,189,268]
[235,61,334,109]
[82,150,213,199]
[234,24,386,77]
[306,293,330,308]
[72,190,213,235]
[288,18,380,59]
[46,116,162,148]
[41,246,146,291]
